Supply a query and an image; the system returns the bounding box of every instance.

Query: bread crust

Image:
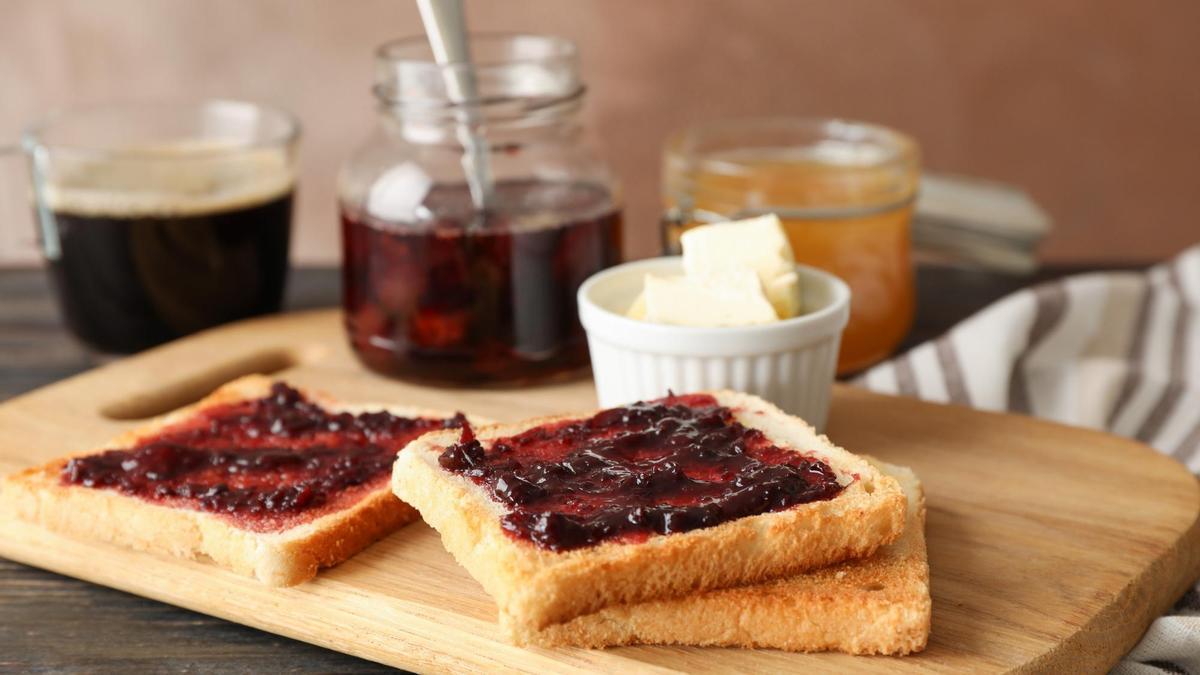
[392,390,907,642]
[0,375,469,586]
[532,460,931,655]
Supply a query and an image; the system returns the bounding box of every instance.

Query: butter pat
[639,268,777,327]
[680,214,802,319]
[626,292,647,320]
[764,270,803,319]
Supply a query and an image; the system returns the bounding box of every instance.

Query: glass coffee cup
[8,100,300,354]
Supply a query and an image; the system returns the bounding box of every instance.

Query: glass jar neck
[373,33,584,147]
[377,91,585,146]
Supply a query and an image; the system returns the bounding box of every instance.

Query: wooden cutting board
[1,309,1197,673]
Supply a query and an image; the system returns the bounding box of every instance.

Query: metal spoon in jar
[415,0,495,216]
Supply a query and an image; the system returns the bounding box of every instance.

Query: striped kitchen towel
[856,244,1200,674]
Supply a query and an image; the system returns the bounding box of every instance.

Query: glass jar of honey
[340,34,622,386]
[662,118,919,374]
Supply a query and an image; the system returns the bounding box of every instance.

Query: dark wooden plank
[0,558,394,673]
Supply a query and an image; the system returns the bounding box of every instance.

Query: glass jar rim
[22,99,301,159]
[374,32,583,108]
[376,32,578,70]
[663,117,920,218]
[666,117,919,175]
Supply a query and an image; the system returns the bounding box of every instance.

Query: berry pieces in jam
[62,383,463,532]
[437,393,845,551]
[341,180,623,385]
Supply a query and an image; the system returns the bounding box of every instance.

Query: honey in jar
[662,118,919,374]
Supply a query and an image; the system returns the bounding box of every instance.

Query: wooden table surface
[0,263,1130,673]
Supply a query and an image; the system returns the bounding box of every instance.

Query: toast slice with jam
[392,390,907,643]
[533,460,930,655]
[1,375,473,586]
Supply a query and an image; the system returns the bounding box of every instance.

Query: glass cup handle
[0,141,58,262]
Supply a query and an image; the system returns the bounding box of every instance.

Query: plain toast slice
[393,390,907,642]
[0,375,472,586]
[533,460,930,655]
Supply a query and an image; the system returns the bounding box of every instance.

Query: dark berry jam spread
[437,393,845,551]
[62,383,462,531]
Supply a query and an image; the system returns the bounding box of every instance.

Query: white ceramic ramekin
[577,257,851,430]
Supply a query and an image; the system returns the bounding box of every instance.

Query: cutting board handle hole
[98,349,303,421]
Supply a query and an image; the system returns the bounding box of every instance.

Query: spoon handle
[416,0,495,212]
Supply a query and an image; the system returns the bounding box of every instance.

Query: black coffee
[45,192,293,353]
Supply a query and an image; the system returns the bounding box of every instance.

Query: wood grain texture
[1,308,1197,673]
[0,558,394,673]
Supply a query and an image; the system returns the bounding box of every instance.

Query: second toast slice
[393,390,906,642]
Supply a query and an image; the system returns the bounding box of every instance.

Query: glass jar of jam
[340,35,622,386]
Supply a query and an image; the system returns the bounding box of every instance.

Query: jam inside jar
[340,35,623,385]
[342,179,622,384]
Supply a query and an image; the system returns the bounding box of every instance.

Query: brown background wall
[3,0,1198,266]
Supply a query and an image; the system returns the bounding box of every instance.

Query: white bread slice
[532,460,930,655]
[392,390,907,642]
[0,375,474,586]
